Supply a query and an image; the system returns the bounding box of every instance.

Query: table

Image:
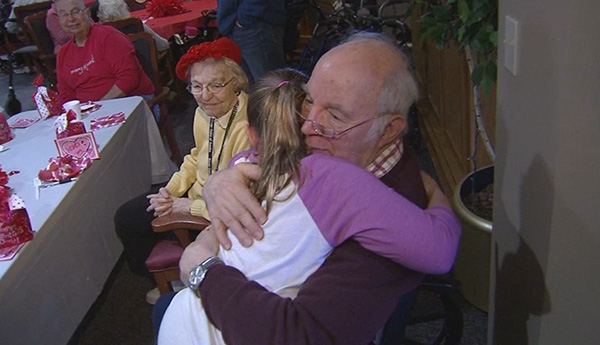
[0,97,173,345]
[131,0,217,40]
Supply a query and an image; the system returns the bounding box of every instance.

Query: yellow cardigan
[164,92,251,218]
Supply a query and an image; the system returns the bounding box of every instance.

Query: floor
[1,68,488,345]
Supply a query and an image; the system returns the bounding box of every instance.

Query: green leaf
[489,30,498,47]
[472,0,488,12]
[419,16,438,28]
[471,26,493,52]
[457,26,466,44]
[432,5,452,22]
[481,73,492,94]
[458,0,469,23]
[472,63,484,85]
[470,38,484,52]
[467,3,490,24]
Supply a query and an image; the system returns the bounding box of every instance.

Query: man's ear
[377,114,406,150]
[246,124,260,149]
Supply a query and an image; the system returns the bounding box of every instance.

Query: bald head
[316,33,418,119]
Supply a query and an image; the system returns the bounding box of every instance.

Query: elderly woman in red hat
[114,37,251,304]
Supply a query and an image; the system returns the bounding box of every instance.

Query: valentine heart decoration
[54,132,100,160]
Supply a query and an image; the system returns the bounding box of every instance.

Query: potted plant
[415,0,497,312]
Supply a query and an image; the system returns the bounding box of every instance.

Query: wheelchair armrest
[151,213,210,248]
[151,213,210,233]
[419,274,461,295]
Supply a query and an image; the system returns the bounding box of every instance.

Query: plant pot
[451,165,493,312]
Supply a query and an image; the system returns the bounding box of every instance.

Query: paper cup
[185,26,198,37]
[63,100,82,121]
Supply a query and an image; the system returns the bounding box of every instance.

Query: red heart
[60,138,91,159]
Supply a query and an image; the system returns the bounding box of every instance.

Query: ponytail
[247,69,309,212]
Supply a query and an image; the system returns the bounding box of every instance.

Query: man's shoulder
[381,146,428,208]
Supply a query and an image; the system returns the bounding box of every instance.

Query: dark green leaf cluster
[416,0,498,92]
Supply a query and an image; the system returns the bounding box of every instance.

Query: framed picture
[54,132,100,160]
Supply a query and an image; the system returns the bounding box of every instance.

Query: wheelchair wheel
[402,278,464,345]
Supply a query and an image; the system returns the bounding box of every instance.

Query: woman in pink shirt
[55,0,153,102]
[46,2,71,54]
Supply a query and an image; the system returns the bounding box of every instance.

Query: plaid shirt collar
[366,138,404,178]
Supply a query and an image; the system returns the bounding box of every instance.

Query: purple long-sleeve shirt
[198,148,461,345]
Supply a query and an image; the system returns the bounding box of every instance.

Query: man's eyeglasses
[297,112,386,138]
[187,78,234,95]
[57,8,85,18]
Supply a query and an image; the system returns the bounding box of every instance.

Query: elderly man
[157,32,460,344]
[55,0,153,103]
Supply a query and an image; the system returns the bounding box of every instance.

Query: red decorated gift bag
[0,112,12,144]
[0,168,34,260]
[31,75,64,119]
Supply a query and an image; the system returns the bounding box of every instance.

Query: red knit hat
[175,37,242,80]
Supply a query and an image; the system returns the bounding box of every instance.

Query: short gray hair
[190,57,248,93]
[97,0,130,22]
[343,32,419,141]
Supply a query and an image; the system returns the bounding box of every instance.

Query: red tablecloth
[131,0,217,40]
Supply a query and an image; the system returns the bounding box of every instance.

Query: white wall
[491,0,600,344]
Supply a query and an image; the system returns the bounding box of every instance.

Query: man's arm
[201,240,422,345]
[100,84,125,100]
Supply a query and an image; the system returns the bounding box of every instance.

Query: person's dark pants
[114,184,166,278]
[231,21,286,83]
[153,291,178,335]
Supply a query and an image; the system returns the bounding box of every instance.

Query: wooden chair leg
[154,272,173,294]
[154,269,182,294]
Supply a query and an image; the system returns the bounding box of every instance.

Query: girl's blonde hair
[247,68,309,212]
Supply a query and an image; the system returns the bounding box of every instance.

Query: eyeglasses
[187,78,234,95]
[57,8,85,18]
[297,111,386,138]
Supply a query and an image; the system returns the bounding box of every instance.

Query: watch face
[188,257,223,291]
[189,265,205,290]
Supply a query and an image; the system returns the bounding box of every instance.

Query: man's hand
[179,226,220,285]
[420,171,451,208]
[203,164,266,249]
[146,187,173,217]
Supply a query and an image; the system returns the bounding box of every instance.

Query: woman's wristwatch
[188,256,224,294]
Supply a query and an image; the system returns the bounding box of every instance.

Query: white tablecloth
[0,97,173,345]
